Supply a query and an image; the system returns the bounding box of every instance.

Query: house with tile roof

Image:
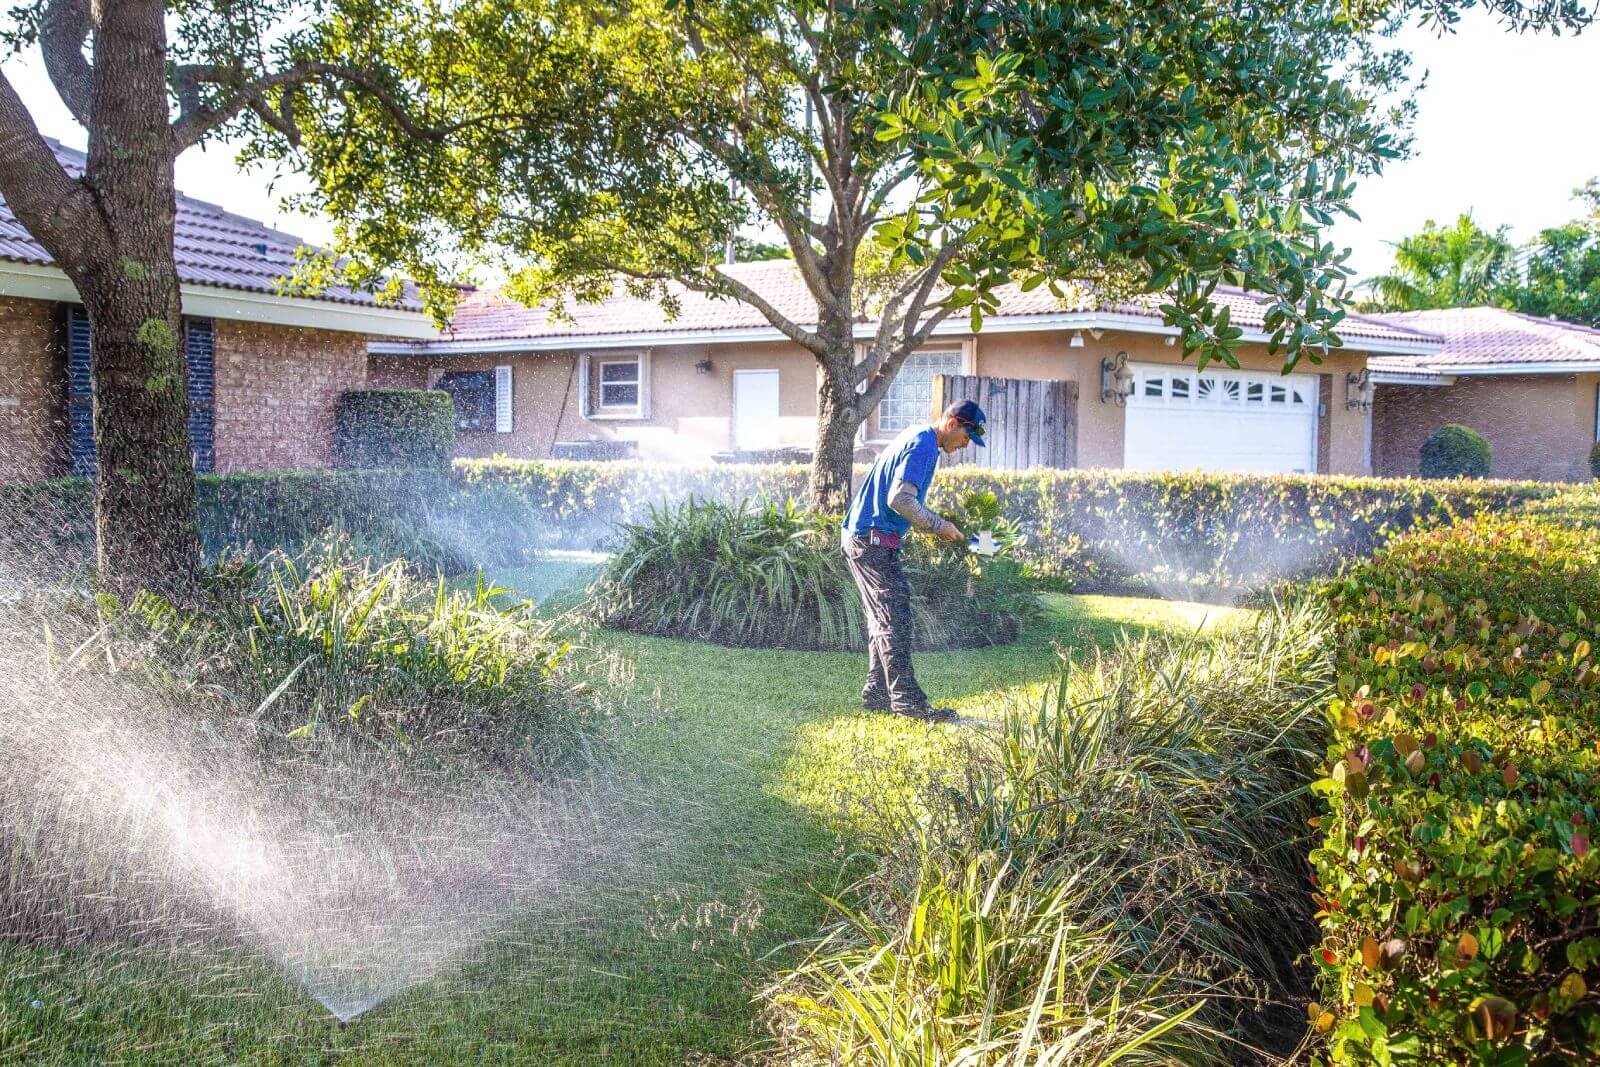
[370,259,1441,476]
[0,138,435,481]
[1366,307,1600,482]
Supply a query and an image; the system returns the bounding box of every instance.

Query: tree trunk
[70,0,201,600]
[810,332,861,514]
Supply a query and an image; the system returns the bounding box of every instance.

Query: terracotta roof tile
[1366,307,1600,371]
[443,259,1431,347]
[0,138,422,311]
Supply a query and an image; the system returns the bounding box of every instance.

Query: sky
[3,10,1599,284]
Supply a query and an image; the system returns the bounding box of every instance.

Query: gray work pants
[842,534,928,712]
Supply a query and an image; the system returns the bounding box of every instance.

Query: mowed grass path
[0,572,1235,1066]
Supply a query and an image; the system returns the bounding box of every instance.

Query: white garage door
[1124,364,1318,474]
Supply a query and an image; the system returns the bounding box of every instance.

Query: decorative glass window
[1169,376,1191,400]
[437,370,496,431]
[879,350,964,434]
[1196,377,1215,401]
[1246,381,1265,404]
[598,358,641,410]
[1221,379,1241,402]
[1293,387,1308,405]
[1270,383,1288,404]
[1144,376,1164,398]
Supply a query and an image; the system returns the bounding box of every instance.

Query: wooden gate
[931,374,1078,470]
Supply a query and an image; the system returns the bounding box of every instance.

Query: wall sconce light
[1101,351,1135,405]
[1163,335,1177,347]
[1345,369,1376,412]
[1069,331,1085,348]
[694,358,714,376]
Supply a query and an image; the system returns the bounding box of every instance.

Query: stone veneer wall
[213,319,369,472]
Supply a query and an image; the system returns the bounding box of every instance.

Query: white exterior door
[1124,363,1319,474]
[733,369,781,450]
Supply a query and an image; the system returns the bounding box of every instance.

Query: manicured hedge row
[457,459,1557,595]
[0,462,1558,593]
[1307,491,1600,1063]
[0,470,452,575]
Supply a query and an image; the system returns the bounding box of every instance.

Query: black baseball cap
[943,399,986,446]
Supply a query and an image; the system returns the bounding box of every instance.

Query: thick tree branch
[0,70,103,266]
[858,304,957,411]
[171,61,451,152]
[39,0,93,127]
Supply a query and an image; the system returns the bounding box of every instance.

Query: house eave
[1441,361,1600,376]
[1369,369,1455,387]
[369,310,1440,358]
[0,259,436,339]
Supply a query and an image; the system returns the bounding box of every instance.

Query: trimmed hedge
[1420,424,1492,479]
[457,459,1557,598]
[0,461,1558,596]
[0,470,459,577]
[333,389,455,470]
[1307,492,1600,1063]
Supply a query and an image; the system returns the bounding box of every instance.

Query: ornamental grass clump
[591,496,1037,651]
[0,533,617,944]
[1306,496,1600,1063]
[765,600,1335,1064]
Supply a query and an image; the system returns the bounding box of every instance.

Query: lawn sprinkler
[968,530,999,557]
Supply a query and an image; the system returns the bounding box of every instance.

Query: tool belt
[864,528,902,549]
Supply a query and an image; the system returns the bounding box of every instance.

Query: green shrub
[765,601,1335,1063]
[0,536,612,942]
[590,496,1037,651]
[0,470,466,579]
[1420,423,1492,479]
[459,459,1554,596]
[1306,505,1600,1063]
[332,389,455,470]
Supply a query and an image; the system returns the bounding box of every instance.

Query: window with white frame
[598,357,641,411]
[878,350,964,435]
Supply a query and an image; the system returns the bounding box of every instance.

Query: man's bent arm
[890,480,955,536]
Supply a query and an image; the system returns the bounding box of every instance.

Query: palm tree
[1363,213,1518,311]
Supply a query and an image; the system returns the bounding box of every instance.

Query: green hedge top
[456,459,1559,590]
[333,389,455,470]
[1307,499,1600,1063]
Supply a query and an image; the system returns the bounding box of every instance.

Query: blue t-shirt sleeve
[891,434,938,497]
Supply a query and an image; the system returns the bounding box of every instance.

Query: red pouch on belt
[866,529,901,549]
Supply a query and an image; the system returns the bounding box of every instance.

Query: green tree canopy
[253,0,1437,505]
[1505,179,1600,326]
[1363,213,1519,311]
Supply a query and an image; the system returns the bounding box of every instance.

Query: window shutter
[185,318,216,472]
[578,354,592,418]
[66,306,95,477]
[638,350,652,420]
[495,364,513,432]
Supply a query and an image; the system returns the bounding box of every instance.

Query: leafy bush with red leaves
[1308,497,1600,1063]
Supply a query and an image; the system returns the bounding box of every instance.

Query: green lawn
[0,567,1237,1066]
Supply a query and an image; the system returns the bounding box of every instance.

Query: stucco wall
[0,295,66,481]
[377,342,820,462]
[1373,374,1600,483]
[213,320,369,472]
[971,330,1371,474]
[373,328,1374,474]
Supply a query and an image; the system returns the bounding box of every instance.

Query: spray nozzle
[968,531,999,557]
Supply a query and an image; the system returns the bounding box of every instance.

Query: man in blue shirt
[842,399,987,722]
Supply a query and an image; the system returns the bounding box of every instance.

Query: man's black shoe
[892,705,959,723]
